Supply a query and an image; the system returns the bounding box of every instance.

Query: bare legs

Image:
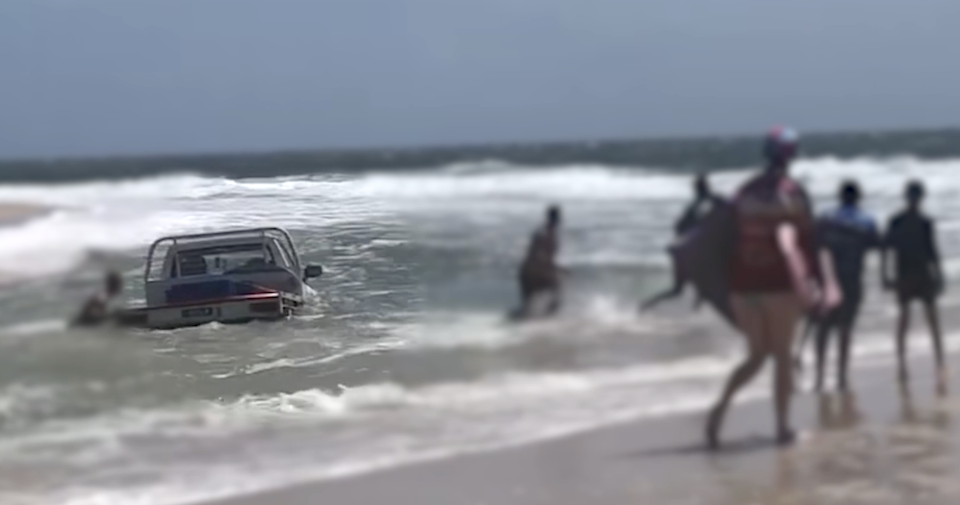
[814,322,855,392]
[814,322,830,392]
[706,293,803,448]
[895,301,911,384]
[896,297,947,395]
[837,324,854,391]
[922,300,947,394]
[640,268,685,311]
[769,296,802,442]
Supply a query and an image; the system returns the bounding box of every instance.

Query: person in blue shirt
[812,180,881,391]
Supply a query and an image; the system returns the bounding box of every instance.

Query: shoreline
[200,351,960,505]
[0,202,53,227]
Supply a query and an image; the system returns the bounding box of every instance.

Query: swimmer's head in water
[763,126,800,171]
[105,271,123,296]
[905,180,925,206]
[694,173,710,198]
[840,180,862,206]
[546,204,561,228]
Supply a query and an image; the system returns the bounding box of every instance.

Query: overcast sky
[1,0,958,158]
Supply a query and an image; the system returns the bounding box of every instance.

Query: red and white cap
[763,126,800,162]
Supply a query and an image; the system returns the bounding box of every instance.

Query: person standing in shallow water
[705,127,842,449]
[882,180,947,393]
[641,173,722,311]
[71,270,124,327]
[812,180,881,392]
[514,205,564,318]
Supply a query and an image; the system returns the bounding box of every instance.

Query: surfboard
[668,197,737,328]
[669,195,824,331]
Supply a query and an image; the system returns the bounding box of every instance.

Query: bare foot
[776,428,797,446]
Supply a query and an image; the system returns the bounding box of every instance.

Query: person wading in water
[513,205,564,319]
[641,173,722,311]
[71,270,124,327]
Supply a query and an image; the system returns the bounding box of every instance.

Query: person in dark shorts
[882,180,946,391]
[514,205,563,319]
[640,173,722,310]
[71,270,124,327]
[811,180,881,391]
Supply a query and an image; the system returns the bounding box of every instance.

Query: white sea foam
[3,157,960,505]
[1,156,958,281]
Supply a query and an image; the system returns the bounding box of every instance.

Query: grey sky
[1,0,958,158]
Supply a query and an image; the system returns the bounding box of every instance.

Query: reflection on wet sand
[687,386,960,505]
[817,391,863,430]
[804,387,957,504]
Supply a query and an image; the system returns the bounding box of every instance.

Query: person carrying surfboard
[810,180,881,392]
[514,204,564,319]
[640,173,722,311]
[704,127,842,449]
[881,180,946,392]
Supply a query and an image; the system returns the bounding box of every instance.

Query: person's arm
[880,220,896,289]
[796,183,840,309]
[674,203,695,236]
[866,219,882,249]
[927,219,944,292]
[807,216,842,310]
[522,230,540,261]
[817,247,842,310]
[796,185,825,283]
[777,223,817,308]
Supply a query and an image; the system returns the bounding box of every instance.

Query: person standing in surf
[882,180,946,392]
[71,270,125,327]
[515,204,564,318]
[641,173,722,310]
[705,127,841,448]
[811,180,881,392]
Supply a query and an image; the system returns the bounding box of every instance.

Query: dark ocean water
[3,127,960,183]
[2,128,960,505]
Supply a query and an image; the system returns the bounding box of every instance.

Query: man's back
[885,210,936,279]
[818,205,880,287]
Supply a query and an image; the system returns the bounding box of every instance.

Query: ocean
[2,128,960,505]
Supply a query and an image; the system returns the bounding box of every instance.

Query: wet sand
[204,350,960,505]
[0,202,51,226]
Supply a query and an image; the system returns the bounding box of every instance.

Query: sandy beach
[0,202,51,226]
[201,350,960,505]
